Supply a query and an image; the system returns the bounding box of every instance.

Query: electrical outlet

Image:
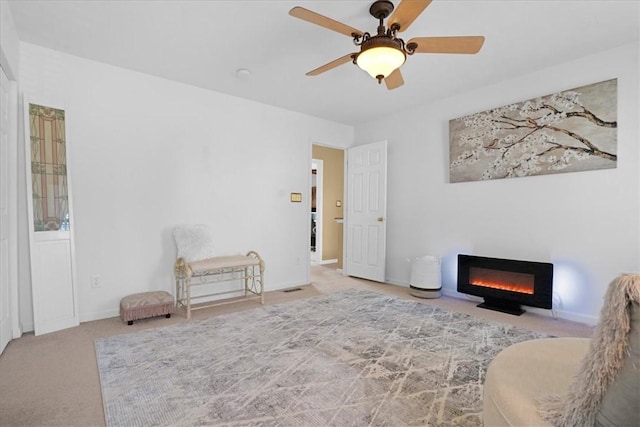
[91,275,101,288]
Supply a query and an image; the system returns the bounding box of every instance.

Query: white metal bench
[172,224,265,319]
[174,251,264,319]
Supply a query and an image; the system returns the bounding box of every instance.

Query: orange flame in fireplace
[470,280,534,295]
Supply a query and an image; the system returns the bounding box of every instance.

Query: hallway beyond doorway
[310,145,344,269]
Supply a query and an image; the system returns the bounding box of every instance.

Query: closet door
[24,100,79,335]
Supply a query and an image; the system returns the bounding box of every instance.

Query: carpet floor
[96,289,548,426]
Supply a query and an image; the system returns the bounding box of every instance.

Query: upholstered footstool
[120,291,174,325]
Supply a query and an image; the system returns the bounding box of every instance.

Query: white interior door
[24,99,79,336]
[0,66,13,353]
[346,140,387,282]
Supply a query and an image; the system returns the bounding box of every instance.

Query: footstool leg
[166,314,171,318]
[127,320,133,326]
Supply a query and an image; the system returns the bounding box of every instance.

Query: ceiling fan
[289,0,485,90]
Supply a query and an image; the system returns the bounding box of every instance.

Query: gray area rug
[96,289,547,426]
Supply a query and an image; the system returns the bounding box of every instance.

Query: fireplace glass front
[469,267,535,295]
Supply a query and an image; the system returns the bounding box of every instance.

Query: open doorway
[310,159,322,264]
[311,145,345,270]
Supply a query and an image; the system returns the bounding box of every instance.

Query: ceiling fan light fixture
[356,37,406,83]
[289,1,486,90]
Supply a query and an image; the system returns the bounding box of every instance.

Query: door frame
[0,65,20,354]
[308,143,346,272]
[311,159,323,263]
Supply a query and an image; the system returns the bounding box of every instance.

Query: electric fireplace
[457,254,553,315]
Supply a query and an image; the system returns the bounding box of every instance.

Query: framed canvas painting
[449,79,617,183]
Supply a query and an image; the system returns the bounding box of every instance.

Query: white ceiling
[7,0,640,126]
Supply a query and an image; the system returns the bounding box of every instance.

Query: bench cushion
[188,254,261,274]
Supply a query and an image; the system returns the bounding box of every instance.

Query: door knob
[377,217,384,222]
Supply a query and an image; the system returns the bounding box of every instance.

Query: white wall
[355,42,640,324]
[14,40,639,328]
[18,43,353,327]
[0,1,19,79]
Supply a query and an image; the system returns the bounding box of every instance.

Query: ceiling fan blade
[289,7,363,38]
[408,36,485,54]
[385,69,404,90]
[306,53,356,76]
[388,0,433,32]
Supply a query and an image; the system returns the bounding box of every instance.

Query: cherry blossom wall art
[449,79,617,183]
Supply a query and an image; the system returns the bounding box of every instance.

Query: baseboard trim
[385,277,409,287]
[383,281,597,325]
[441,288,598,325]
[80,309,120,323]
[20,321,34,334]
[73,279,599,326]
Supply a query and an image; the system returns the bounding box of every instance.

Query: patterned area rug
[96,289,547,426]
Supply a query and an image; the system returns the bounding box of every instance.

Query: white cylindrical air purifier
[409,255,442,299]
